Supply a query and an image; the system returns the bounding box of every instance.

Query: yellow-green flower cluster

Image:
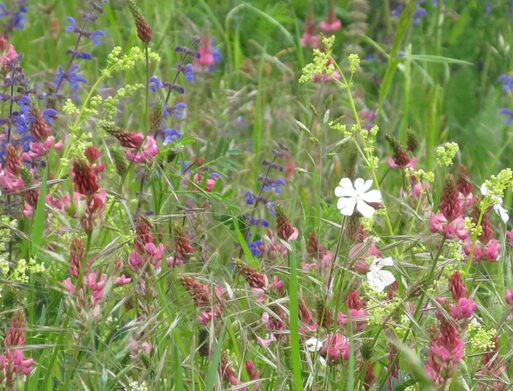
[464,216,482,238]
[360,217,375,233]
[367,296,401,327]
[348,53,360,74]
[105,46,160,76]
[11,258,46,283]
[63,98,79,115]
[467,323,496,354]
[360,125,380,170]
[87,83,144,121]
[0,215,16,257]
[405,168,435,183]
[299,36,336,84]
[482,168,513,207]
[435,142,459,167]
[128,381,148,391]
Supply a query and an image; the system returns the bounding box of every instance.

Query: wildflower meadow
[2,0,513,390]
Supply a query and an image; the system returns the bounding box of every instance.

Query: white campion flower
[334,178,382,217]
[480,184,509,223]
[367,257,396,293]
[305,337,323,352]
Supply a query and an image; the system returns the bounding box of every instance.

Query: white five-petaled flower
[480,184,509,223]
[367,257,396,293]
[335,178,382,217]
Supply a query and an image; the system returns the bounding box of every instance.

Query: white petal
[338,197,356,216]
[356,199,375,217]
[338,177,355,193]
[367,271,385,292]
[378,270,396,286]
[361,189,382,204]
[480,183,489,196]
[354,178,373,194]
[335,179,357,198]
[494,204,509,223]
[376,257,394,268]
[353,178,365,190]
[335,184,356,198]
[305,337,323,352]
[367,270,396,292]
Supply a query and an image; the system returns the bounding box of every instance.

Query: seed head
[128,0,152,44]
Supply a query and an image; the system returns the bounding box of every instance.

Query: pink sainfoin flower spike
[194,32,218,72]
[168,224,195,267]
[0,145,24,193]
[457,165,475,209]
[0,309,35,388]
[234,258,268,303]
[425,319,464,385]
[429,175,468,239]
[276,205,299,241]
[385,134,417,170]
[129,214,164,273]
[319,0,342,33]
[300,3,320,48]
[302,232,333,271]
[0,35,18,71]
[448,271,477,319]
[71,150,106,234]
[219,352,245,390]
[337,290,368,331]
[125,135,159,163]
[245,360,261,391]
[179,275,221,326]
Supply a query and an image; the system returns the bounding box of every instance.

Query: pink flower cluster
[0,310,34,387]
[63,236,130,313]
[0,145,24,193]
[125,135,159,163]
[0,350,34,377]
[302,232,333,271]
[321,333,350,363]
[129,214,164,273]
[179,276,223,326]
[425,272,476,384]
[300,2,342,49]
[429,172,501,263]
[425,319,465,385]
[448,272,477,319]
[0,34,18,71]
[337,291,368,331]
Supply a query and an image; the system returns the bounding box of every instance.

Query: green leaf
[206,326,226,390]
[30,165,48,258]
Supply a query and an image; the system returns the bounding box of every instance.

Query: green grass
[1,0,513,390]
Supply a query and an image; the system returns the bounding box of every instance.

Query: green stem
[332,61,396,240]
[288,252,303,391]
[144,44,150,133]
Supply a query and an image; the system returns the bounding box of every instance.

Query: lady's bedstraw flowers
[334,178,382,217]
